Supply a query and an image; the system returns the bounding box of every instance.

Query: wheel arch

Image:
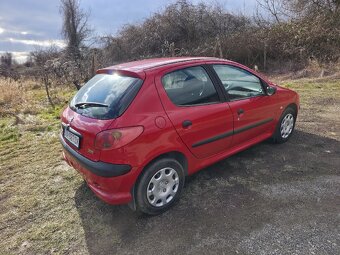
[140,151,188,177]
[128,150,188,211]
[286,103,298,117]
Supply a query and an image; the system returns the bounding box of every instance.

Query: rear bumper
[59,134,131,177]
[60,135,137,204]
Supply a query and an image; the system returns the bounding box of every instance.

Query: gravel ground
[75,129,340,255]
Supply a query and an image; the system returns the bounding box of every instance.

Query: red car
[60,57,299,214]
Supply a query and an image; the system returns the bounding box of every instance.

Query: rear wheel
[136,158,185,215]
[272,107,296,143]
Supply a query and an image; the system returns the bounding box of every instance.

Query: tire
[272,107,296,144]
[136,158,185,215]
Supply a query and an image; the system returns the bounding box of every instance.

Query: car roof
[95,57,268,82]
[96,57,230,78]
[104,57,221,71]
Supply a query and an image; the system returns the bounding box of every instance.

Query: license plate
[64,128,80,148]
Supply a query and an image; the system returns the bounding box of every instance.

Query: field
[0,77,339,254]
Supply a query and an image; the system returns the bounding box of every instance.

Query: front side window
[213,65,264,101]
[162,66,219,106]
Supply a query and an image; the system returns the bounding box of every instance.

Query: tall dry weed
[0,79,29,116]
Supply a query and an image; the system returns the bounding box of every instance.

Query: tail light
[95,126,144,150]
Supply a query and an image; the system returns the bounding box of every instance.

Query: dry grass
[0,76,339,254]
[271,76,340,141]
[268,60,340,80]
[0,78,75,144]
[0,79,27,113]
[0,78,82,254]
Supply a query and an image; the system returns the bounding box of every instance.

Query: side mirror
[266,86,277,96]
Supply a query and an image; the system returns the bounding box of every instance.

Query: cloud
[0,27,33,36]
[0,0,61,40]
[7,38,66,48]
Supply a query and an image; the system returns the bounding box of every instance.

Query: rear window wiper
[74,102,109,109]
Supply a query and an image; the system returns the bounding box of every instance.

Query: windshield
[70,74,143,120]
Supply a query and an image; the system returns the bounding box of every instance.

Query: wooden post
[263,42,267,71]
[91,50,97,76]
[170,42,175,57]
[217,36,223,58]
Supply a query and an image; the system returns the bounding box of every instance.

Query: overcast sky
[0,0,257,63]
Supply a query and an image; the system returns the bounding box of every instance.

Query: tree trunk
[43,75,54,108]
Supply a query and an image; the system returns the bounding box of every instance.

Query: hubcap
[280,113,294,138]
[147,167,179,207]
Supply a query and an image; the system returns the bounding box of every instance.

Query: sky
[0,0,257,63]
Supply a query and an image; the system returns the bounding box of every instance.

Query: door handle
[237,108,244,115]
[182,120,192,128]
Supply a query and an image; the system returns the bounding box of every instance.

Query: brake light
[95,126,144,150]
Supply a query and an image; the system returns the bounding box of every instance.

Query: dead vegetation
[0,78,74,145]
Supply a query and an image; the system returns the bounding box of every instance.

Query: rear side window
[213,65,265,101]
[70,74,143,120]
[162,66,219,106]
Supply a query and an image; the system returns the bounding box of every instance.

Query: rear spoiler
[96,68,145,80]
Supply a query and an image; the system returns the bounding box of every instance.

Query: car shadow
[74,130,340,255]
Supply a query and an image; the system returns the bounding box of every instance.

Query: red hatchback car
[60,57,299,214]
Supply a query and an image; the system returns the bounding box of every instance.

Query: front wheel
[272,107,296,143]
[136,158,185,215]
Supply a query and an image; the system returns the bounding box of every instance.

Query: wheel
[136,158,185,215]
[272,107,296,143]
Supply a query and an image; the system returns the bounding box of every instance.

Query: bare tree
[59,0,92,90]
[0,52,20,79]
[0,52,12,68]
[256,0,291,23]
[60,0,90,58]
[30,48,60,107]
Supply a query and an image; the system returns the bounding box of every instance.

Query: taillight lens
[95,126,144,150]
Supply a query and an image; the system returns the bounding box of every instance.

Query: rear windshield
[70,74,143,120]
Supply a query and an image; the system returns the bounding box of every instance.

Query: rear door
[155,64,233,159]
[211,64,276,146]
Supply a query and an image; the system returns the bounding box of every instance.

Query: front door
[155,65,234,159]
[211,64,276,146]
